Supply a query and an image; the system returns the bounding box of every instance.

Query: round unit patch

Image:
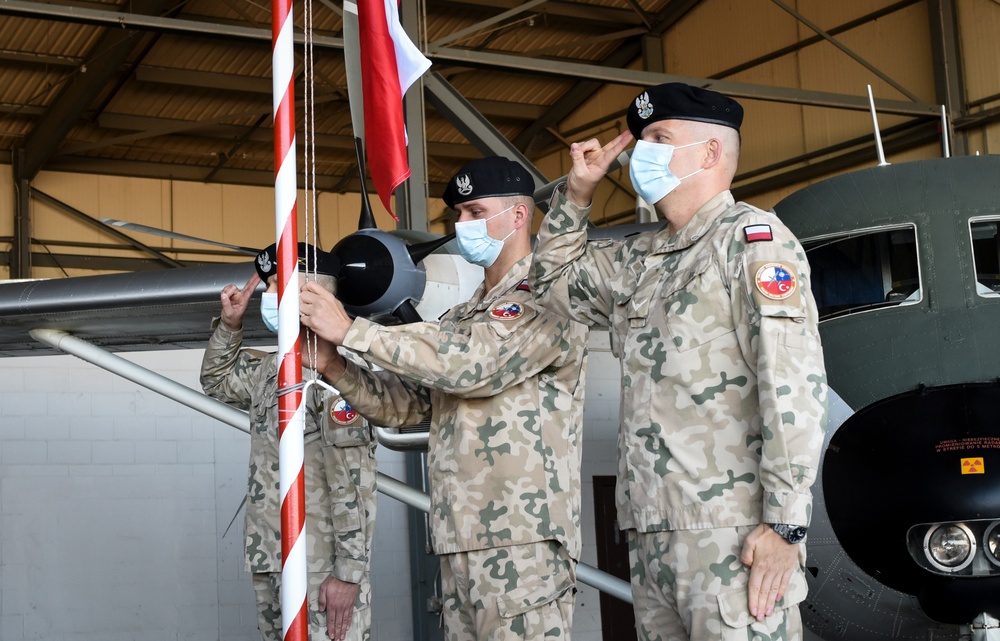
[330,399,358,425]
[754,262,797,300]
[489,301,523,320]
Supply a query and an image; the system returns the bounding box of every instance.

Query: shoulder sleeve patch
[489,301,525,320]
[751,261,801,309]
[744,224,773,243]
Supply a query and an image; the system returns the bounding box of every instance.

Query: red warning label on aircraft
[935,437,1000,453]
[961,457,985,474]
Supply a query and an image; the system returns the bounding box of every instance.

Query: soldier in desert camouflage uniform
[530,83,827,640]
[298,157,589,641]
[200,244,377,641]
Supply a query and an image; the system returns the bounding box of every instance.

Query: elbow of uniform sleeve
[761,489,814,527]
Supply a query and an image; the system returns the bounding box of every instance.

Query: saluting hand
[299,281,353,346]
[219,272,261,332]
[565,130,634,208]
[740,524,799,622]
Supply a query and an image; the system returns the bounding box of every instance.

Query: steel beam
[429,0,547,48]
[31,188,185,268]
[768,0,921,102]
[927,0,968,155]
[11,151,31,279]
[423,72,549,189]
[400,0,429,232]
[426,47,940,117]
[14,0,172,180]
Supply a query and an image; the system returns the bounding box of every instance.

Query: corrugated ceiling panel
[958,0,1000,104]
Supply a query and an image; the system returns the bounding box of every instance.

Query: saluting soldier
[530,83,828,641]
[201,244,378,641]
[298,157,589,641]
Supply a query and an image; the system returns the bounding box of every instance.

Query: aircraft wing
[0,262,272,357]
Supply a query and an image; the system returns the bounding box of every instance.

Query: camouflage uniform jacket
[332,256,589,558]
[531,187,827,533]
[200,323,377,582]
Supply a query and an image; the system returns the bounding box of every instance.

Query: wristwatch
[770,523,808,544]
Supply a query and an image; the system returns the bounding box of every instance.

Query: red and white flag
[358,0,431,218]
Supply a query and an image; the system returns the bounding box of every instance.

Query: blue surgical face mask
[454,205,516,268]
[260,292,279,333]
[628,139,708,205]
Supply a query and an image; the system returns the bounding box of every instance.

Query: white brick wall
[0,349,416,641]
[0,337,625,641]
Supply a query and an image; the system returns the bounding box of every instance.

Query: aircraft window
[970,220,1000,297]
[802,226,919,320]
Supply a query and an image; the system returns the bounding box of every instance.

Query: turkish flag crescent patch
[489,301,523,320]
[744,224,773,243]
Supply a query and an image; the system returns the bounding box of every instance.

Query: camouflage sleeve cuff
[328,358,366,397]
[211,318,242,340]
[761,490,813,527]
[332,557,367,584]
[549,183,593,231]
[343,317,377,354]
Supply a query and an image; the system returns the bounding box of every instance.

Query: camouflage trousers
[627,527,807,641]
[440,540,577,641]
[252,571,371,641]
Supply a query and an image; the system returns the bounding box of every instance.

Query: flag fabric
[358,0,431,218]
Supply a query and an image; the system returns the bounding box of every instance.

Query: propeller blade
[393,299,422,324]
[99,219,259,255]
[406,232,456,264]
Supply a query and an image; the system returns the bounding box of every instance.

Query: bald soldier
[298,157,590,641]
[201,244,377,641]
[531,83,827,640]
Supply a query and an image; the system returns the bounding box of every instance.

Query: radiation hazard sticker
[330,399,358,425]
[489,301,523,320]
[754,262,797,301]
[961,457,985,474]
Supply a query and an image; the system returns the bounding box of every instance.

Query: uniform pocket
[662,256,735,352]
[717,568,808,637]
[496,570,575,619]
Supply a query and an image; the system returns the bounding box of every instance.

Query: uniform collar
[462,255,532,315]
[651,190,735,254]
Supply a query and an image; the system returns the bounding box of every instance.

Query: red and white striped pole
[271,0,308,640]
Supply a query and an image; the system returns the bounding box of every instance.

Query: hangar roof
[0,0,986,208]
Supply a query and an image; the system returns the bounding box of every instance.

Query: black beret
[255,242,340,281]
[442,156,534,209]
[626,83,743,139]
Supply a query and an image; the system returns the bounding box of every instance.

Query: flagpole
[271,0,308,639]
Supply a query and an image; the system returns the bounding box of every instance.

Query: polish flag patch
[744,224,773,243]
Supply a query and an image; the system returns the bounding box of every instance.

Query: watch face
[772,523,807,544]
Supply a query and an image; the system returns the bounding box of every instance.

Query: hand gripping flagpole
[271,0,308,639]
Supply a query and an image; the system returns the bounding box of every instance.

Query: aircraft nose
[823,382,1000,624]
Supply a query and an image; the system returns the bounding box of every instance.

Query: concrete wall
[0,338,624,641]
[0,349,414,641]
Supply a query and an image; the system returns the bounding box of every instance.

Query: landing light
[986,522,1000,568]
[924,524,975,573]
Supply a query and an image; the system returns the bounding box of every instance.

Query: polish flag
[743,224,773,243]
[358,0,431,218]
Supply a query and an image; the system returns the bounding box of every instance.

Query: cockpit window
[802,226,919,321]
[970,219,1000,297]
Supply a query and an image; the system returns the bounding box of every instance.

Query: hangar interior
[0,1,998,640]
[0,0,997,278]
